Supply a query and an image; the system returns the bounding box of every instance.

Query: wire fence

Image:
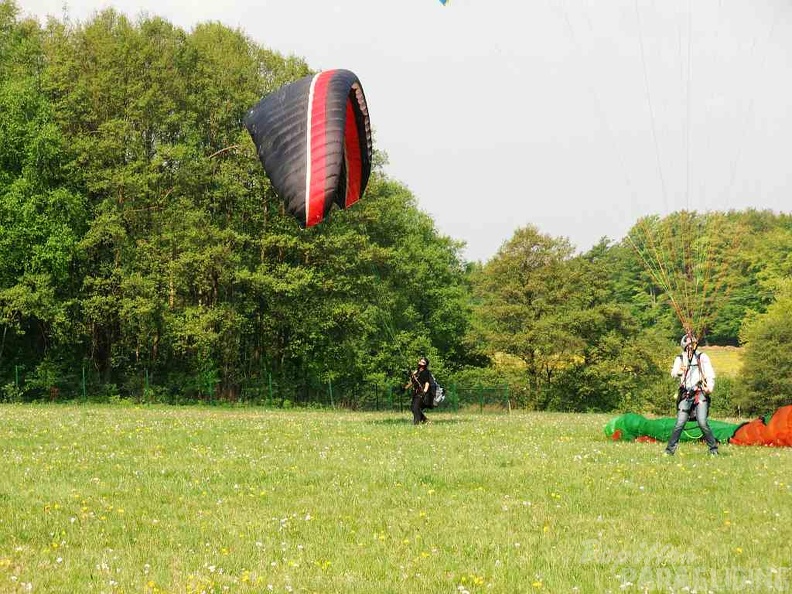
[0,365,516,413]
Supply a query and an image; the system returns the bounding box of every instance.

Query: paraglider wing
[245,69,372,227]
[768,405,792,447]
[606,405,792,447]
[731,405,792,446]
[605,413,738,443]
[729,416,772,446]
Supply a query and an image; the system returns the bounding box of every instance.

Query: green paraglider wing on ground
[605,406,792,446]
[604,413,739,443]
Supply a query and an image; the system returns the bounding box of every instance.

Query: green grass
[1,405,790,593]
[701,346,744,378]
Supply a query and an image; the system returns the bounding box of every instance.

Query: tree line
[1,2,789,414]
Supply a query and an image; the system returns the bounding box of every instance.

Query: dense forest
[1,2,790,413]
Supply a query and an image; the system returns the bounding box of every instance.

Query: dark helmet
[680,334,698,350]
[418,357,429,368]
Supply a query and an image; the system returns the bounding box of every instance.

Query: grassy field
[1,405,790,593]
[700,347,744,378]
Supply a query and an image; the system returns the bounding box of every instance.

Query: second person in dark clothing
[406,357,432,425]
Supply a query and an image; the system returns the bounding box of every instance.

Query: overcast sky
[18,0,792,262]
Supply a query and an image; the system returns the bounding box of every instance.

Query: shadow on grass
[369,416,471,426]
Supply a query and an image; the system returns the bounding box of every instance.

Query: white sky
[18,0,792,262]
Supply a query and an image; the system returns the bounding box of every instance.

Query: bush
[2,382,23,403]
[709,376,738,417]
[734,284,792,415]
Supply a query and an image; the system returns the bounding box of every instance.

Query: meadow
[700,347,743,378]
[0,405,790,593]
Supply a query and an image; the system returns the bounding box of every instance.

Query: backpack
[428,373,445,408]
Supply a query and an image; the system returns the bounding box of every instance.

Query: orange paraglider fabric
[767,405,792,447]
[730,405,792,446]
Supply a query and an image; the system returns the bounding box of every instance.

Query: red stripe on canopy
[307,71,333,227]
[344,100,362,208]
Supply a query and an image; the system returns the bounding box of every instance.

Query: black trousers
[411,395,428,424]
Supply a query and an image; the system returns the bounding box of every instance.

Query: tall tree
[470,225,578,399]
[0,3,86,391]
[736,280,792,414]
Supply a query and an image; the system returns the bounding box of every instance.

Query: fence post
[82,365,87,401]
[479,385,484,413]
[505,384,511,414]
[268,372,273,403]
[328,378,334,409]
[144,368,149,402]
[15,365,20,392]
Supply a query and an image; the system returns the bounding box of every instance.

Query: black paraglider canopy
[245,69,372,227]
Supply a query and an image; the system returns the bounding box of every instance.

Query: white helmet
[680,334,697,350]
